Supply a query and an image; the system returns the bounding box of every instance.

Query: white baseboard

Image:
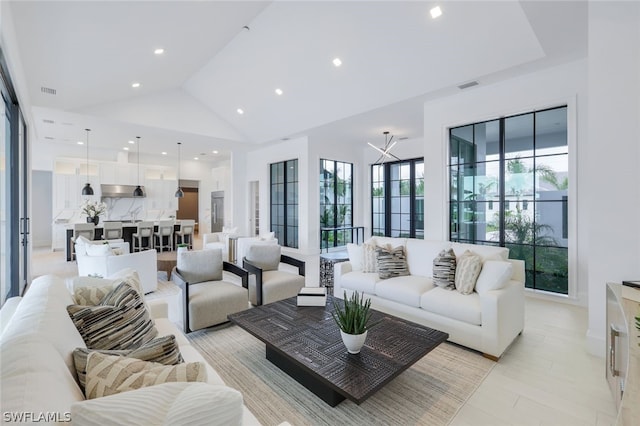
[586,329,605,358]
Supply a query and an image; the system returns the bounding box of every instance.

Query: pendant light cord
[85,128,90,183]
[137,136,140,185]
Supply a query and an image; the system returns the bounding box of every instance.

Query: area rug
[187,324,495,426]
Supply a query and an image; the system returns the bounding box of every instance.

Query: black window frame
[270,159,298,248]
[320,159,354,249]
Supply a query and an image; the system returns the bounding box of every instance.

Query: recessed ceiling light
[123,147,129,151]
[212,150,219,154]
[161,151,167,155]
[275,88,283,96]
[154,48,165,55]
[77,141,84,145]
[430,6,442,19]
[194,157,199,160]
[128,140,135,144]
[332,58,342,67]
[237,108,244,115]
[131,82,141,88]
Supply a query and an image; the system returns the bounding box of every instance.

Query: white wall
[586,1,640,356]
[422,59,588,306]
[246,137,311,253]
[31,170,52,247]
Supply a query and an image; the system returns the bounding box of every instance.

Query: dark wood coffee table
[228,295,448,406]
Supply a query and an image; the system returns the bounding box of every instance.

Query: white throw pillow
[362,242,378,273]
[85,242,113,257]
[455,250,483,295]
[475,261,513,294]
[71,382,243,426]
[259,231,276,241]
[346,243,363,271]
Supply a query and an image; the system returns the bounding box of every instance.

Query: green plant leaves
[332,291,373,335]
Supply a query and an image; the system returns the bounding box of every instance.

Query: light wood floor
[31,237,616,426]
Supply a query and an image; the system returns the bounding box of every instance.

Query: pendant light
[175,142,184,198]
[81,128,94,195]
[133,136,144,197]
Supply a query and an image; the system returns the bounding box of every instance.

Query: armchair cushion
[188,282,248,331]
[246,244,281,271]
[248,270,305,306]
[177,249,223,284]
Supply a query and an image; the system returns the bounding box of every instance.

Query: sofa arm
[147,299,169,319]
[480,280,525,359]
[333,261,353,298]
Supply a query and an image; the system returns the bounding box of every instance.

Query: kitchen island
[65,221,183,261]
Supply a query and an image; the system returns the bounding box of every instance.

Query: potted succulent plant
[332,290,374,354]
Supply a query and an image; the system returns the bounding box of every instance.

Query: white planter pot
[340,329,368,354]
[177,246,188,255]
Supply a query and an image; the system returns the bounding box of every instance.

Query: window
[371,158,424,239]
[270,159,298,248]
[320,159,353,249]
[449,106,568,294]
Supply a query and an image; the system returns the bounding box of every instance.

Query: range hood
[100,184,146,198]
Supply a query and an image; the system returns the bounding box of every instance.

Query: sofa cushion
[246,244,281,271]
[432,248,457,290]
[340,271,381,295]
[405,239,451,277]
[346,243,364,271]
[455,250,483,295]
[177,249,223,283]
[67,282,158,350]
[451,242,509,262]
[376,245,410,279]
[420,287,482,326]
[71,382,243,426]
[0,335,85,420]
[375,275,434,308]
[85,352,207,399]
[1,275,87,376]
[73,335,183,392]
[475,260,514,294]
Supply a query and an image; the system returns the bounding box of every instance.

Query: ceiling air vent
[44,136,54,140]
[458,81,479,90]
[41,86,56,95]
[42,119,55,124]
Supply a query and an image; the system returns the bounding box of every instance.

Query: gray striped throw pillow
[433,248,457,290]
[376,245,410,279]
[67,282,158,351]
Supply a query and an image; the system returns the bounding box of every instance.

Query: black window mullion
[498,118,505,247]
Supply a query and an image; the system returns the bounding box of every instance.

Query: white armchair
[75,236,158,294]
[202,232,228,261]
[235,233,278,266]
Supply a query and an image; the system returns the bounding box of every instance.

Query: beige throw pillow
[362,242,378,273]
[73,285,113,306]
[73,335,184,393]
[455,250,483,295]
[85,352,207,399]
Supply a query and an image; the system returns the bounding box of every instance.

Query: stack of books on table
[297,287,327,306]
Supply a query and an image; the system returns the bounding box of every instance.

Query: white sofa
[0,273,261,425]
[334,237,525,359]
[75,236,158,294]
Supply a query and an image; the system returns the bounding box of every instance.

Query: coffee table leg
[265,345,345,407]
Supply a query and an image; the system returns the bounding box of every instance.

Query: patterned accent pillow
[455,250,483,295]
[67,282,158,351]
[85,352,207,399]
[433,249,457,290]
[362,242,379,273]
[73,285,113,306]
[376,245,410,280]
[73,335,184,393]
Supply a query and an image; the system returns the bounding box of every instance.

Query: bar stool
[101,221,123,241]
[174,219,195,250]
[70,223,95,261]
[154,220,174,252]
[132,221,154,252]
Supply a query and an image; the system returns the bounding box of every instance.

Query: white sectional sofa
[0,273,261,425]
[334,237,525,359]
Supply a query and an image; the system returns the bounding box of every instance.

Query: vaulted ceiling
[6,1,587,163]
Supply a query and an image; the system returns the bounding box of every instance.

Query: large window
[449,106,568,294]
[270,159,298,248]
[371,158,424,238]
[320,159,353,249]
